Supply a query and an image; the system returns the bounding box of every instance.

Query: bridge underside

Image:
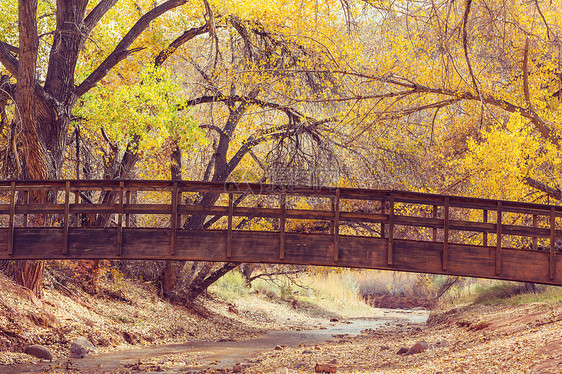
[2,228,560,286]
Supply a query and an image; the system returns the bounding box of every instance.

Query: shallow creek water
[5,309,429,373]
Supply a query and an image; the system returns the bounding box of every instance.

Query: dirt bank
[0,265,341,366]
[240,302,562,373]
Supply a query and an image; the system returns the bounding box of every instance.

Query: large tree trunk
[13,261,46,297]
[12,0,48,298]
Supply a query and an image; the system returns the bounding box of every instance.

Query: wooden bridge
[1,180,561,285]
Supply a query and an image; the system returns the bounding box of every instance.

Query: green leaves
[75,65,205,154]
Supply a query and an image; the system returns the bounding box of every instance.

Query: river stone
[396,347,408,355]
[404,341,429,356]
[24,345,53,361]
[70,337,96,358]
[233,363,242,372]
[435,339,449,347]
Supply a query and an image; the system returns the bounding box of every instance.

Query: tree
[0,0,209,296]
[0,0,367,298]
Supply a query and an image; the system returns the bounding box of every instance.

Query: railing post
[532,214,538,251]
[73,189,79,227]
[432,204,438,242]
[7,182,15,255]
[443,197,449,271]
[496,201,502,275]
[117,181,124,256]
[170,182,178,256]
[62,181,70,255]
[332,188,340,262]
[280,193,286,260]
[23,190,29,228]
[550,207,556,280]
[387,192,394,266]
[380,200,386,239]
[227,192,233,259]
[125,190,131,228]
[483,209,488,246]
[177,189,182,229]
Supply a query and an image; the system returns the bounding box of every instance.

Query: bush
[209,270,248,299]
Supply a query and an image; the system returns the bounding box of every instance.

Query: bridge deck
[0,180,561,285]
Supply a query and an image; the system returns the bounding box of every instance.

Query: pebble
[24,345,53,361]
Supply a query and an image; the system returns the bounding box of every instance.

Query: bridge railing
[0,180,559,277]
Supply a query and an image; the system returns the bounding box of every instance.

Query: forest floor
[240,302,562,373]
[1,265,562,373]
[0,262,376,367]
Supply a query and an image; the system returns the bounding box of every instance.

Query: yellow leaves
[452,111,560,201]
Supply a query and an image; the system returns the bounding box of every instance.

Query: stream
[4,309,429,373]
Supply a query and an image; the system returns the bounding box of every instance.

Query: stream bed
[4,309,429,373]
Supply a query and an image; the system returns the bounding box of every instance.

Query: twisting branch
[461,0,481,100]
[155,24,209,67]
[524,177,562,200]
[84,0,119,34]
[534,0,553,41]
[184,94,311,124]
[374,76,559,146]
[202,0,220,69]
[522,37,533,111]
[76,0,189,97]
[0,42,19,76]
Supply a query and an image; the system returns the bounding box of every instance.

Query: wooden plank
[533,214,538,251]
[62,181,70,255]
[1,179,561,218]
[443,197,449,271]
[496,202,502,275]
[391,215,551,238]
[7,182,15,255]
[227,192,233,259]
[551,207,556,280]
[333,189,340,262]
[280,194,286,260]
[387,193,394,265]
[182,205,387,223]
[2,228,562,286]
[170,182,178,256]
[117,181,124,256]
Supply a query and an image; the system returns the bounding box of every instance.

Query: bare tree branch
[524,177,562,200]
[534,0,553,40]
[461,0,481,100]
[155,24,209,67]
[84,0,119,33]
[522,37,533,111]
[0,42,19,76]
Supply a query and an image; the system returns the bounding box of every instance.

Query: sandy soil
[239,302,562,373]
[0,266,335,367]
